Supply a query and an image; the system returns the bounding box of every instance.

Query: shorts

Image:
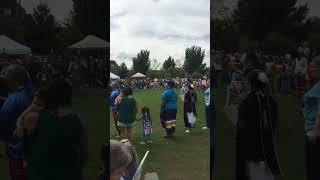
[118,122,134,128]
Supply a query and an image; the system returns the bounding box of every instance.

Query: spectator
[0,65,32,180]
[118,87,137,140]
[110,140,132,180]
[304,56,320,180]
[18,79,88,180]
[110,82,121,137]
[0,76,8,108]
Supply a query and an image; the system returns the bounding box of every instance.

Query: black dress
[236,90,281,180]
[183,90,197,128]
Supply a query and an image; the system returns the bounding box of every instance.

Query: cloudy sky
[21,0,73,22]
[110,0,210,69]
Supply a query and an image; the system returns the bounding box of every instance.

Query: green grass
[0,88,108,180]
[0,87,304,180]
[213,87,305,180]
[110,88,210,180]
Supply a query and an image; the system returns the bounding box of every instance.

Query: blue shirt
[110,89,120,112]
[304,81,320,133]
[0,88,31,140]
[204,88,210,106]
[161,88,177,110]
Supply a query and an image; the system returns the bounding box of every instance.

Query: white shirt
[295,57,306,74]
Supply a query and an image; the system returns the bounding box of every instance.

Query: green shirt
[119,96,136,124]
[25,111,81,180]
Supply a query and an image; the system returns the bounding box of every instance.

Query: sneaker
[147,140,153,143]
[163,134,169,138]
[140,142,146,145]
[185,130,191,133]
[202,127,208,130]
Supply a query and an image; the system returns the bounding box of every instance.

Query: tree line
[111,46,209,79]
[0,0,107,54]
[212,0,320,54]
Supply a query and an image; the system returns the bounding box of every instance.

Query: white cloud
[110,0,210,69]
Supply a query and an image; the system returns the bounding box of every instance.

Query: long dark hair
[46,78,72,110]
[247,70,270,96]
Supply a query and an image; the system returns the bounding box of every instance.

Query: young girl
[140,107,152,144]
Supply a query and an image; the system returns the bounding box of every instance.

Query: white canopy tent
[131,72,146,78]
[110,72,120,80]
[68,35,110,49]
[0,35,31,55]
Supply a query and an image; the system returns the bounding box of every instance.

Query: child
[15,87,48,138]
[139,107,152,144]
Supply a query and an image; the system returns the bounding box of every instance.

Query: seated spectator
[120,139,139,180]
[110,139,132,180]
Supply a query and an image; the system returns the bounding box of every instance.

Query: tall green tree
[56,11,84,48]
[132,50,151,74]
[72,0,108,40]
[233,0,307,42]
[118,63,129,79]
[184,46,206,75]
[110,61,120,74]
[27,2,57,53]
[162,56,176,70]
[151,58,161,70]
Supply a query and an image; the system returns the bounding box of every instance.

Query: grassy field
[109,88,210,180]
[213,87,306,180]
[0,88,108,180]
[0,87,304,180]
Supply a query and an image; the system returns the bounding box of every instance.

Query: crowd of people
[212,42,316,97]
[215,43,320,180]
[0,53,112,180]
[110,79,213,138]
[0,64,89,180]
[0,54,108,90]
[114,78,210,91]
[109,76,215,179]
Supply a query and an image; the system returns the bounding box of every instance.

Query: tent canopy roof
[110,72,120,80]
[131,72,146,78]
[0,35,31,55]
[68,35,110,49]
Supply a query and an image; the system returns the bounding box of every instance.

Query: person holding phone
[304,56,320,180]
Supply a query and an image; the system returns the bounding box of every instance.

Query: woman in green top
[16,79,88,180]
[118,87,137,140]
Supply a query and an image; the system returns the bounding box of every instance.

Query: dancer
[160,81,177,138]
[183,84,197,133]
[236,70,281,180]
